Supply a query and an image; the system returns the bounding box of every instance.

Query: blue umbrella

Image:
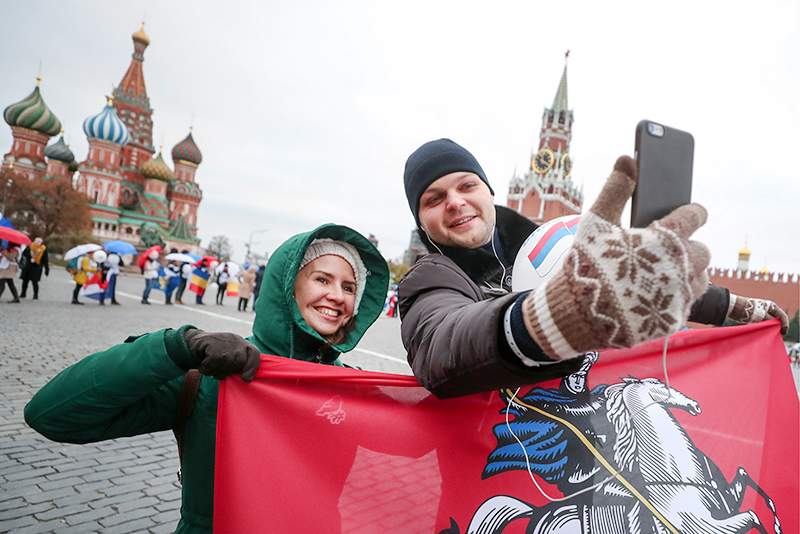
[103,240,138,255]
[0,218,13,248]
[186,253,202,261]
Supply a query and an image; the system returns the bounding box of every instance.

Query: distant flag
[189,268,210,296]
[79,272,114,301]
[155,266,181,295]
[226,281,239,297]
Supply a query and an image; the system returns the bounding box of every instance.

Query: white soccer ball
[512,214,581,292]
[182,264,193,275]
[92,250,107,264]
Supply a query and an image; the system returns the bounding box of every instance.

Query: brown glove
[184,329,261,382]
[522,156,711,360]
[727,294,789,335]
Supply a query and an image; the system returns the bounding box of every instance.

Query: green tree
[387,261,410,287]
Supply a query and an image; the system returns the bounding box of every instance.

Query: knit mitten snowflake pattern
[727,294,789,335]
[522,156,711,360]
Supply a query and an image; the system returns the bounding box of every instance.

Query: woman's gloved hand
[521,156,711,360]
[727,294,789,335]
[184,329,261,381]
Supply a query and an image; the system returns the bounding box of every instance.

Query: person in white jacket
[215,264,230,305]
[141,249,160,305]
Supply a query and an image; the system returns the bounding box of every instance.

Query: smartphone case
[631,120,694,228]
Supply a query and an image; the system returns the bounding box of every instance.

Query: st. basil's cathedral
[1,24,203,253]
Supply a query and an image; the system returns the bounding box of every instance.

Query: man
[20,237,49,300]
[398,139,788,399]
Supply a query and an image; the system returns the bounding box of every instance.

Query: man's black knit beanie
[403,138,494,227]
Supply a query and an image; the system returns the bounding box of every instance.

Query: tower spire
[552,51,569,112]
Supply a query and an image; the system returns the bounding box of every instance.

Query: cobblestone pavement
[0,267,410,533]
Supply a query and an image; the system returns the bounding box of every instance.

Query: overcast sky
[1,0,798,274]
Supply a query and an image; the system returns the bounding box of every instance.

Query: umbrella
[64,243,102,261]
[216,261,240,277]
[137,245,162,268]
[195,255,219,268]
[0,226,31,246]
[103,240,138,255]
[165,252,197,264]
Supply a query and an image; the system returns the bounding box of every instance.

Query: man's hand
[727,294,789,335]
[522,156,711,360]
[184,329,261,381]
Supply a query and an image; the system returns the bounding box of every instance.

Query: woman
[237,265,257,311]
[0,242,21,303]
[20,237,49,300]
[24,224,389,534]
[142,249,161,305]
[70,250,100,305]
[215,264,229,305]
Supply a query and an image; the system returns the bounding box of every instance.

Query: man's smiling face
[418,171,495,249]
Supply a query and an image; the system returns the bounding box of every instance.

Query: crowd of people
[13,139,794,533]
[0,236,264,310]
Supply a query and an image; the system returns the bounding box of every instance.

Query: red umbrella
[195,255,219,268]
[0,226,31,246]
[137,245,162,268]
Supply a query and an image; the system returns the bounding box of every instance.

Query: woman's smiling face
[293,254,356,337]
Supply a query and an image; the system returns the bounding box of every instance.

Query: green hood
[247,224,389,365]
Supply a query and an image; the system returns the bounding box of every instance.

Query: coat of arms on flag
[189,268,209,296]
[214,321,798,533]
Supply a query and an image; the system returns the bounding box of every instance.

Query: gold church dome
[132,23,150,47]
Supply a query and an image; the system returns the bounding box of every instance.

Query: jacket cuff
[164,325,198,371]
[503,293,554,366]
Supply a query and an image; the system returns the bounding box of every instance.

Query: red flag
[215,321,798,534]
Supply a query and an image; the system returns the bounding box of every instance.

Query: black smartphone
[631,120,694,228]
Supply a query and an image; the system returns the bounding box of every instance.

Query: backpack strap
[173,369,202,483]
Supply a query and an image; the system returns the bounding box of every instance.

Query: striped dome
[171,132,203,165]
[140,152,174,182]
[4,82,62,137]
[44,136,75,163]
[83,98,129,146]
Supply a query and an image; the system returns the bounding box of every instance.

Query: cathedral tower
[169,130,203,233]
[507,52,582,224]
[3,78,62,180]
[77,95,130,240]
[113,23,155,205]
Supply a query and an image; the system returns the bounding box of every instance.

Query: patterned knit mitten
[521,156,711,360]
[727,294,789,335]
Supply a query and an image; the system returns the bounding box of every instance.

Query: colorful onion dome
[3,79,62,136]
[140,152,174,182]
[171,131,203,165]
[83,96,129,146]
[132,23,150,47]
[44,135,75,163]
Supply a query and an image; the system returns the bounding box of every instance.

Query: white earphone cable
[505,334,673,502]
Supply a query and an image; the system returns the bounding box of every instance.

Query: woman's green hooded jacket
[24,224,389,534]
